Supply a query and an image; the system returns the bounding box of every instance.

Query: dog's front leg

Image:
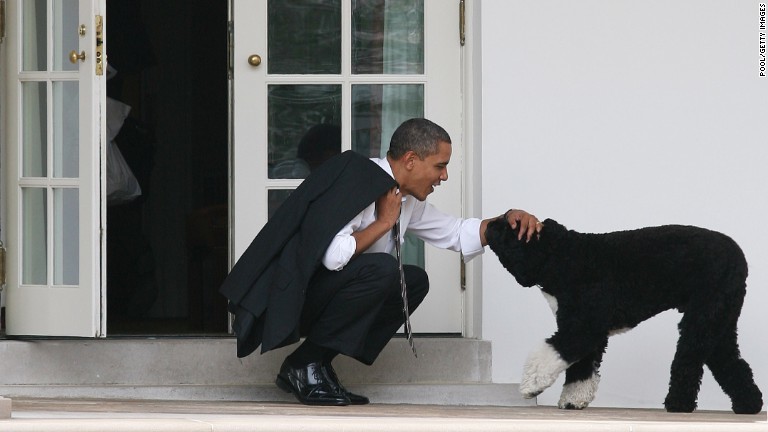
[520,339,570,399]
[558,338,608,409]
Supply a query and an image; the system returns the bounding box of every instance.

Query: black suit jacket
[220,151,397,357]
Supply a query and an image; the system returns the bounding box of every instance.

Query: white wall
[480,1,767,410]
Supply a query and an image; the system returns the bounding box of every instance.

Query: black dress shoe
[275,360,351,406]
[322,362,370,405]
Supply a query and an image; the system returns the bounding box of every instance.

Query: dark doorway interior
[105,1,229,335]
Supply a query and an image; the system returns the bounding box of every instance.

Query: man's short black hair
[387,118,451,160]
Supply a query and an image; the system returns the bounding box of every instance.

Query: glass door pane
[53,0,79,71]
[53,188,79,285]
[267,0,341,74]
[352,0,424,74]
[22,81,47,177]
[53,81,80,177]
[267,85,342,179]
[351,84,424,157]
[22,188,47,285]
[22,0,47,71]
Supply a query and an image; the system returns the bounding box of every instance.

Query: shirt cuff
[459,217,485,262]
[322,235,357,271]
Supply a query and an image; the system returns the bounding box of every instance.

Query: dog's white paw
[558,373,600,409]
[520,342,569,399]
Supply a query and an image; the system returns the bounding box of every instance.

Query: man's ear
[404,150,418,169]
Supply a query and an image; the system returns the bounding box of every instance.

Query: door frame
[460,0,481,339]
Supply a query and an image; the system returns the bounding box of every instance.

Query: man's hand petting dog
[481,209,542,247]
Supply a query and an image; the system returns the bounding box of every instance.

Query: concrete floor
[1,398,766,432]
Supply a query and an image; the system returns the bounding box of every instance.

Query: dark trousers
[299,253,429,365]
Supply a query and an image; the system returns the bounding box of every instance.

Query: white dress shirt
[322,157,485,271]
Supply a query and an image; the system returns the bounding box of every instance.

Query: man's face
[405,140,451,201]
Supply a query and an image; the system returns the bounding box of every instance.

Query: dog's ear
[540,218,567,240]
[484,216,512,247]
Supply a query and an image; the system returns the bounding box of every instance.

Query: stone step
[1,337,488,384]
[0,337,534,406]
[0,383,531,407]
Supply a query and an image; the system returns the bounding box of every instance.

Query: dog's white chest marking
[609,327,631,336]
[540,290,558,316]
[538,288,629,336]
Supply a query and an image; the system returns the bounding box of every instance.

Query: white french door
[232,0,464,332]
[3,0,106,336]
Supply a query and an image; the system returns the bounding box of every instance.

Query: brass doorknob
[247,54,262,67]
[69,50,86,63]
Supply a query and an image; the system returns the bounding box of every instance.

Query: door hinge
[0,240,7,291]
[0,0,6,45]
[459,0,465,46]
[227,20,234,80]
[95,15,104,76]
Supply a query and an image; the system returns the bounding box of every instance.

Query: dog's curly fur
[486,217,763,414]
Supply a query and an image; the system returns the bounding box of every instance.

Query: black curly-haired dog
[485,217,763,414]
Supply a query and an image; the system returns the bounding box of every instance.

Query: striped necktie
[393,217,417,357]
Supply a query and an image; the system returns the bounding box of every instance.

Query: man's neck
[386,154,405,193]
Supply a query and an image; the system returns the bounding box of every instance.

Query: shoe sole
[275,374,350,406]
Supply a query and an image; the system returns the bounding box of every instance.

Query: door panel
[233,0,463,333]
[4,0,105,336]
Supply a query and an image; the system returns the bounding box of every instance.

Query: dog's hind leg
[558,337,608,410]
[705,324,763,414]
[664,307,721,413]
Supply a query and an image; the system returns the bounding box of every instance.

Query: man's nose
[441,168,449,181]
